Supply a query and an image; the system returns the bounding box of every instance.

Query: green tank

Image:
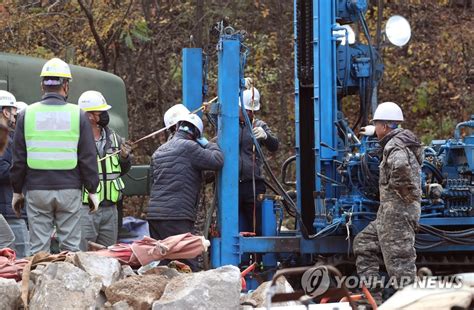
[0,53,149,195]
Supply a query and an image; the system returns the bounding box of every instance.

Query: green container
[0,53,149,195]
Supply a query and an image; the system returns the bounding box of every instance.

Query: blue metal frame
[182,48,203,114]
[207,0,474,277]
[211,38,241,267]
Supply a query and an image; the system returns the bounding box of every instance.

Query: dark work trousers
[239,180,266,236]
[148,219,199,271]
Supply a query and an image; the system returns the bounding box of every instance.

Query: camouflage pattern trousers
[353,202,421,284]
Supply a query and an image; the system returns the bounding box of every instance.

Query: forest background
[0,0,472,217]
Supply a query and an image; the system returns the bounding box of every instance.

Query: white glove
[252,127,267,140]
[88,193,99,213]
[360,125,376,136]
[12,193,25,218]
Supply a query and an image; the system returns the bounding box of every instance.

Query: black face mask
[97,111,110,128]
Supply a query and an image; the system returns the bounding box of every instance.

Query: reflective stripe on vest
[83,132,125,204]
[24,102,80,170]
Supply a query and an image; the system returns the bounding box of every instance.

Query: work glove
[120,140,133,158]
[196,137,209,148]
[12,193,25,218]
[202,101,210,113]
[88,193,100,213]
[252,127,267,140]
[360,125,376,136]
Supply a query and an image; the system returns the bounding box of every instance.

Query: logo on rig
[301,266,330,297]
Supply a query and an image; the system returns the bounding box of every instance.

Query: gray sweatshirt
[11,93,99,193]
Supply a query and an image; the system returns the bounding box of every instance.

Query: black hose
[281,155,296,186]
[239,98,313,238]
[422,161,444,183]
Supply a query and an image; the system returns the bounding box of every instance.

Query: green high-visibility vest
[83,131,125,204]
[24,102,80,170]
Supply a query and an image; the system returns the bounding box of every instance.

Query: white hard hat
[0,90,17,109]
[164,104,190,128]
[177,113,203,137]
[15,101,28,113]
[40,57,72,81]
[372,102,404,122]
[244,77,253,89]
[78,90,111,112]
[239,87,260,111]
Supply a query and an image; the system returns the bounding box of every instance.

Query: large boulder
[152,265,241,310]
[0,278,21,309]
[29,262,102,310]
[74,252,122,289]
[105,274,175,310]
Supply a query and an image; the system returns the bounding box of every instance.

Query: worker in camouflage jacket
[353,102,422,304]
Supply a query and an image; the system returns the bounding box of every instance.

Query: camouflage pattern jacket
[378,128,423,207]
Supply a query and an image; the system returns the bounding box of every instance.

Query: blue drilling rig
[180,0,474,291]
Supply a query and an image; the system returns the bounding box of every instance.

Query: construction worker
[163,103,190,139]
[239,81,279,236]
[147,113,223,271]
[15,101,28,114]
[353,102,422,304]
[78,90,132,250]
[0,115,14,250]
[11,57,99,254]
[0,91,30,257]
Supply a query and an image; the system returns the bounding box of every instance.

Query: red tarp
[92,233,209,267]
[0,248,29,281]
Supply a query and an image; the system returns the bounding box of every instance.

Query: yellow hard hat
[40,58,72,80]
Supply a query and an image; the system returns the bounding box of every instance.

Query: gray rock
[96,292,108,308]
[106,275,171,310]
[112,300,131,310]
[29,262,102,310]
[0,278,21,310]
[143,266,180,278]
[74,252,122,289]
[242,276,296,308]
[152,265,241,310]
[121,265,136,278]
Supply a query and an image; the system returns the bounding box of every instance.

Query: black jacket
[11,93,99,193]
[147,131,224,221]
[239,118,279,182]
[0,132,26,219]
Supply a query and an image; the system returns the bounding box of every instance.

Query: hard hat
[0,90,17,109]
[40,58,72,81]
[15,101,28,113]
[239,87,260,111]
[244,77,253,89]
[177,113,203,137]
[164,104,190,128]
[372,101,404,122]
[78,91,111,112]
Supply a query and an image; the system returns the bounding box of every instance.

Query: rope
[97,98,217,163]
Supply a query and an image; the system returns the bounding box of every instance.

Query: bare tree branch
[105,0,134,49]
[77,0,109,70]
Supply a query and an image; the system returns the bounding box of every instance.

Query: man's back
[148,131,223,221]
[11,93,98,193]
[10,92,99,254]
